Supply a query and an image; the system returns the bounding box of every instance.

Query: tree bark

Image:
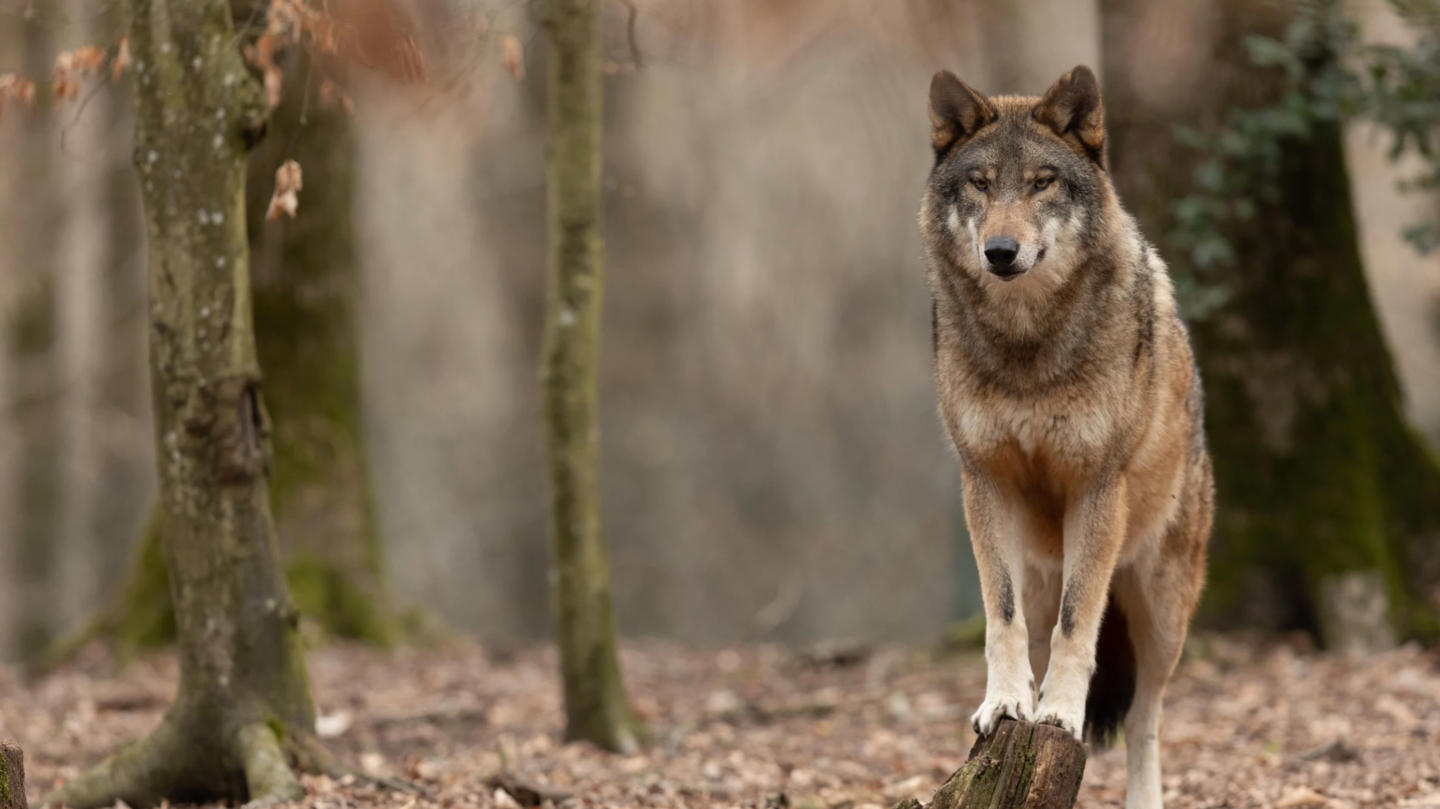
[897,720,1086,809]
[46,2,326,806]
[542,0,642,754]
[41,36,407,667]
[246,49,403,645]
[1099,0,1440,643]
[1,742,25,809]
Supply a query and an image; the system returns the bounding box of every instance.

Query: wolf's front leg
[961,473,1034,736]
[1037,480,1127,739]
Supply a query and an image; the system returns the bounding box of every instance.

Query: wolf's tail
[1084,593,1135,747]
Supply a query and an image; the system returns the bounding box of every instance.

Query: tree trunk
[245,50,402,645]
[6,9,61,659]
[1,742,25,809]
[896,720,1086,809]
[1099,0,1440,643]
[46,1,326,806]
[41,38,406,666]
[54,0,114,634]
[542,0,642,754]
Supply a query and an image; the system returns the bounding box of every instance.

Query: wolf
[919,65,1213,809]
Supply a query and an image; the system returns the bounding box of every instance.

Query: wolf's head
[921,66,1117,294]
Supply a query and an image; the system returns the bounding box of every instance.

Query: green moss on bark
[244,49,400,646]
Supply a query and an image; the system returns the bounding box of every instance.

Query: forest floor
[2,634,1438,809]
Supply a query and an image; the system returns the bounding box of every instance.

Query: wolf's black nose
[984,236,1019,268]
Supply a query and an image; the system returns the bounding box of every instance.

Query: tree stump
[897,720,1087,809]
[1,741,27,809]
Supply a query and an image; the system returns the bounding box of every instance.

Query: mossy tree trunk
[46,1,326,805]
[1100,0,1440,645]
[43,32,405,665]
[243,49,400,645]
[542,0,642,754]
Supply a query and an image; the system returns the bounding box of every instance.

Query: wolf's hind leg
[1112,549,1199,809]
[962,474,1034,735]
[1024,564,1062,706]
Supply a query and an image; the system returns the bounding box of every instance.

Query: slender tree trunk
[1100,0,1440,645]
[47,1,326,805]
[542,0,642,753]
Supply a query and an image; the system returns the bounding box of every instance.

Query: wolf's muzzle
[984,236,1024,279]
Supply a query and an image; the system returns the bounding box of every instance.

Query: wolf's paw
[1035,705,1084,740]
[971,694,1030,736]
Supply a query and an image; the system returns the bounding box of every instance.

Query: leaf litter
[2,635,1437,809]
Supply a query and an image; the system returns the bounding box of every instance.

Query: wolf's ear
[1033,65,1106,168]
[929,71,996,157]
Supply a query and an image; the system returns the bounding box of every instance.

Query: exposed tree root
[238,724,303,808]
[44,718,189,809]
[45,718,333,809]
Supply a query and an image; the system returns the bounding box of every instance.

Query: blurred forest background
[1,0,1439,663]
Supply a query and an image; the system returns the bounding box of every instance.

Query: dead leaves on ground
[10,638,1439,809]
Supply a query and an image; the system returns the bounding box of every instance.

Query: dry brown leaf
[0,73,37,119]
[265,159,303,221]
[111,37,131,79]
[319,78,354,114]
[264,67,283,111]
[53,45,107,102]
[501,34,525,81]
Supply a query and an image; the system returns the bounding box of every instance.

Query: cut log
[1,741,26,809]
[899,719,1086,809]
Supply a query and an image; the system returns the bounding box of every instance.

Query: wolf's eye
[970,177,989,193]
[1033,176,1055,192]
